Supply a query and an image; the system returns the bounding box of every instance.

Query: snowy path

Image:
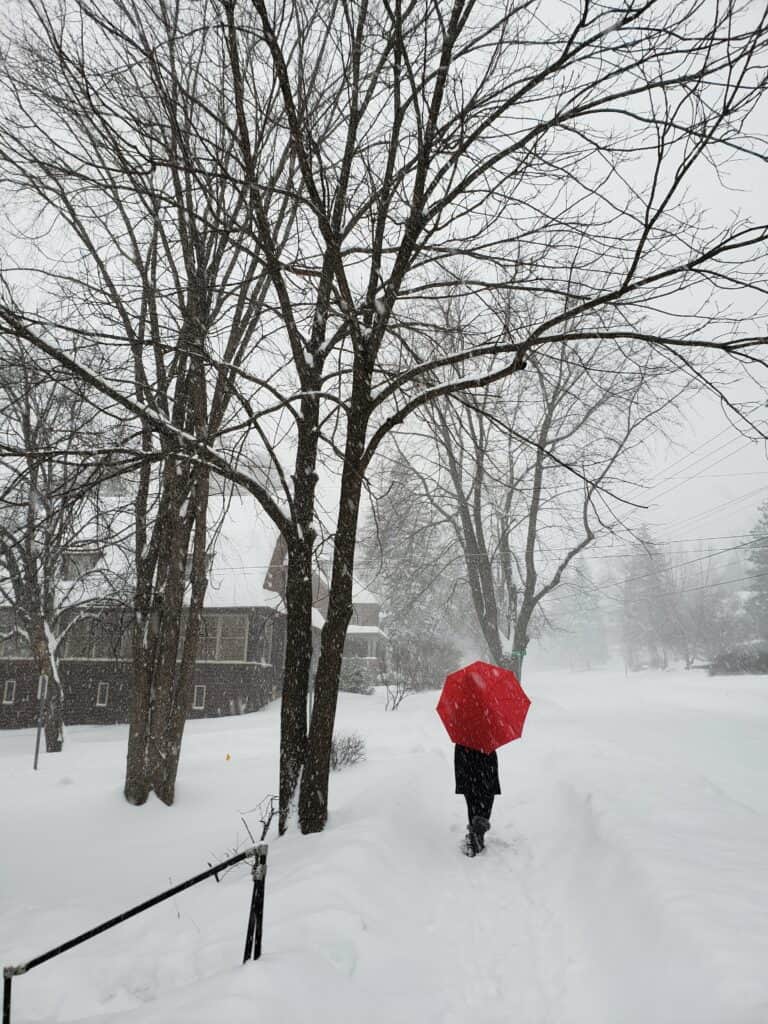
[1,671,767,1023]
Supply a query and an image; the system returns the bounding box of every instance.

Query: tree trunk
[124,612,154,804]
[277,388,321,832]
[124,306,212,806]
[43,679,64,752]
[145,507,196,804]
[298,428,366,834]
[151,470,210,805]
[278,542,313,832]
[30,622,63,752]
[507,614,530,681]
[124,458,208,806]
[299,575,354,834]
[124,423,156,805]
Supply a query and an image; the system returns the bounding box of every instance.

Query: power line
[640,440,756,502]
[576,538,762,593]
[642,426,736,485]
[674,472,768,479]
[551,565,768,606]
[649,567,768,601]
[652,483,767,531]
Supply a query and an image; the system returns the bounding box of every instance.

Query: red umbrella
[436,660,531,753]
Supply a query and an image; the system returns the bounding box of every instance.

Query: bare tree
[619,535,752,669]
[0,1,297,804]
[0,344,130,750]
[437,339,680,674]
[744,500,768,643]
[374,337,679,677]
[359,451,473,687]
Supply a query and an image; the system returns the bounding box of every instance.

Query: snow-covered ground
[2,669,767,1024]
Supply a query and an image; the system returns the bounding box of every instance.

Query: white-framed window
[2,680,15,704]
[64,615,131,660]
[96,682,109,707]
[260,619,273,664]
[192,684,206,710]
[197,614,248,662]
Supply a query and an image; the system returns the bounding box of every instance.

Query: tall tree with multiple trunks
[0,1,300,805]
[1,0,767,831]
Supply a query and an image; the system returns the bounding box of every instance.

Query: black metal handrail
[2,843,268,1024]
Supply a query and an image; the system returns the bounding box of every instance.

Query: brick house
[1,492,386,729]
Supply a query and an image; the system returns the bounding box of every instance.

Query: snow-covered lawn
[2,669,767,1024]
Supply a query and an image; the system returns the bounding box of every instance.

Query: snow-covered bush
[339,660,375,695]
[709,646,768,676]
[379,670,413,710]
[330,732,367,771]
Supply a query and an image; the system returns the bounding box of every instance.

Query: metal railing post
[3,844,263,1021]
[3,968,19,1024]
[243,844,268,963]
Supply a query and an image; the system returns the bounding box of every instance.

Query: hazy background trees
[364,335,683,678]
[745,501,768,643]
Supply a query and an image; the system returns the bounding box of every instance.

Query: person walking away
[454,743,500,856]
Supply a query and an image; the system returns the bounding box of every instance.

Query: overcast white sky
[617,81,768,550]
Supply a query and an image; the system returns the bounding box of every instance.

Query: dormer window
[0,610,29,657]
[61,549,102,581]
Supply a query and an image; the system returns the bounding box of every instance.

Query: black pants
[465,794,494,825]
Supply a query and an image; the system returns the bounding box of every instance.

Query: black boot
[471,815,491,851]
[462,826,480,856]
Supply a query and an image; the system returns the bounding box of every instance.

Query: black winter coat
[454,744,501,797]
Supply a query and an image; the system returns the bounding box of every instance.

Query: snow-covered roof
[347,624,386,637]
[204,493,284,610]
[351,582,380,605]
[313,563,379,607]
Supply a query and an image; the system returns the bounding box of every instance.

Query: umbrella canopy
[436,660,531,754]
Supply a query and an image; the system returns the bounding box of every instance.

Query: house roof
[204,493,284,610]
[351,583,380,605]
[347,624,386,637]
